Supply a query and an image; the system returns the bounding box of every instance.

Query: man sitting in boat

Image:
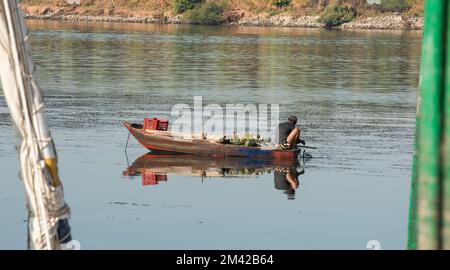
[276,115,305,150]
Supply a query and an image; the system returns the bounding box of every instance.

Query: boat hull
[123,121,301,159]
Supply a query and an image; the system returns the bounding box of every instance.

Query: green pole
[413,0,447,250]
[443,0,450,250]
[407,109,419,249]
[407,63,423,249]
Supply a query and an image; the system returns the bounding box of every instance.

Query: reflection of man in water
[274,167,304,199]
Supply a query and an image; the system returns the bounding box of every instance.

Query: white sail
[0,0,71,250]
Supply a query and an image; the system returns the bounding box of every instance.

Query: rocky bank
[21,5,423,30]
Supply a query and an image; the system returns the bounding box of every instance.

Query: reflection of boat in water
[123,153,303,185]
[123,121,303,159]
[123,153,306,199]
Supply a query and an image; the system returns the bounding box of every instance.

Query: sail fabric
[0,0,71,250]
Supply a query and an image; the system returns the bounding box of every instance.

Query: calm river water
[0,20,421,249]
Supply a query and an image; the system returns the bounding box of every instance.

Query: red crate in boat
[142,171,168,186]
[143,118,169,131]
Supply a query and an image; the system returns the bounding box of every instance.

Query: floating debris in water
[108,201,154,207]
[109,201,129,205]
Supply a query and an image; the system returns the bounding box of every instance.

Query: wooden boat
[123,121,302,159]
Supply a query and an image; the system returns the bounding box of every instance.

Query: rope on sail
[0,0,71,250]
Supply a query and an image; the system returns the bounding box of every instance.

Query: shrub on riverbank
[319,4,356,28]
[174,0,203,14]
[379,0,410,12]
[187,0,227,25]
[271,0,291,9]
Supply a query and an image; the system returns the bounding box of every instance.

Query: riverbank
[229,14,422,30]
[21,3,423,30]
[22,12,423,30]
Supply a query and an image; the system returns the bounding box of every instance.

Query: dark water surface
[0,20,420,249]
